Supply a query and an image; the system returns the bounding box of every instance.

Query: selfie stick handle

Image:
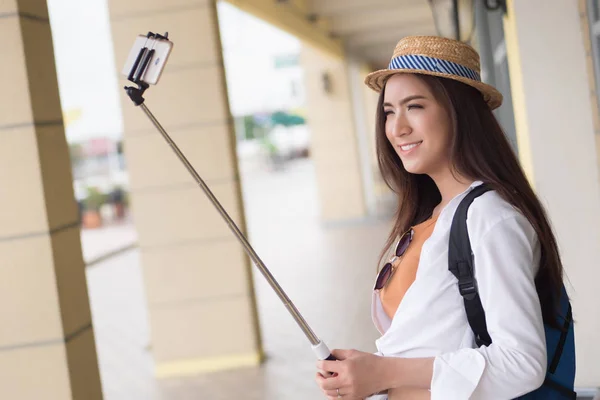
[123,32,335,363]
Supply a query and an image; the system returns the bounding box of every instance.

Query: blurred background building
[1,0,600,398]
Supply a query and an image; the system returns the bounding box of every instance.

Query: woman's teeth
[401,141,422,151]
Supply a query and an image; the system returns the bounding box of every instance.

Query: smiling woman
[314,35,575,400]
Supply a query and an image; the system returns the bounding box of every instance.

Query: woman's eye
[384,110,394,117]
[407,104,423,110]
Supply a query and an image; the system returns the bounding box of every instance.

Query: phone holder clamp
[124,31,168,106]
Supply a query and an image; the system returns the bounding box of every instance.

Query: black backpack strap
[549,302,572,374]
[448,183,493,347]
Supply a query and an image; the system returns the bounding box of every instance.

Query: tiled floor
[81,219,138,264]
[86,157,392,399]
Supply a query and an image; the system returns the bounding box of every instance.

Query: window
[587,0,600,104]
[591,0,600,22]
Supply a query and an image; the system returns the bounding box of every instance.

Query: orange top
[379,215,439,320]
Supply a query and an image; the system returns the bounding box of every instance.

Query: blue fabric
[387,54,481,81]
[517,286,576,399]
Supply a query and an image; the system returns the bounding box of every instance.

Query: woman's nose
[392,115,411,137]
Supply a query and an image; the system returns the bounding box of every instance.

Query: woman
[315,36,566,399]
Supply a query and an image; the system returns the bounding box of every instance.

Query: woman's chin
[402,162,425,175]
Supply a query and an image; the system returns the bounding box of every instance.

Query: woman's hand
[388,387,431,400]
[315,349,387,399]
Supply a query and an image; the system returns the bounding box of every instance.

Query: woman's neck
[429,169,474,216]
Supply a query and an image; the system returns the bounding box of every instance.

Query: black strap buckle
[458,279,477,300]
[451,261,477,300]
[458,279,477,297]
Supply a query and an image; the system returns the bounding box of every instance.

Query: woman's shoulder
[465,188,536,244]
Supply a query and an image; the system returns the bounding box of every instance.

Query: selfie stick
[123,32,336,364]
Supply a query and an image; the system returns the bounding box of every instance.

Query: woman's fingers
[316,373,343,390]
[316,373,346,398]
[317,370,338,379]
[317,359,343,375]
[325,389,339,399]
[325,390,363,400]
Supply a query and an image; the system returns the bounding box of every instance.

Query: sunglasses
[374,228,414,291]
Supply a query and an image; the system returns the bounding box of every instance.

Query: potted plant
[82,187,105,229]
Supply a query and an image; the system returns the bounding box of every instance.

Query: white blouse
[369,181,547,399]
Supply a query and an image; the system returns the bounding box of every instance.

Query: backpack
[448,184,576,399]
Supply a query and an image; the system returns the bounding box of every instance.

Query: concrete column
[345,58,396,218]
[347,57,377,217]
[504,0,600,388]
[0,0,103,398]
[359,64,396,215]
[300,44,368,222]
[107,0,263,377]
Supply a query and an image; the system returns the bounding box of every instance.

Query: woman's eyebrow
[383,95,427,107]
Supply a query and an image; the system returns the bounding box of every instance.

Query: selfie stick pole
[123,32,336,363]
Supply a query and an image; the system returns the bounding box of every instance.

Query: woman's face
[383,74,453,177]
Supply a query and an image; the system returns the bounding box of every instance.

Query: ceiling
[305,0,438,68]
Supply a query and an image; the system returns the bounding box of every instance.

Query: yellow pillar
[360,64,395,214]
[300,44,368,221]
[504,0,600,388]
[0,0,103,398]
[107,0,263,377]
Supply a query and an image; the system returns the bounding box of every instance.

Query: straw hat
[364,36,503,109]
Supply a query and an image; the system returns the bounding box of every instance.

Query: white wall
[509,0,600,387]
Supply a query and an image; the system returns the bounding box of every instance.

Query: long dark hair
[376,74,564,327]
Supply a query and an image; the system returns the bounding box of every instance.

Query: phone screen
[122,34,174,85]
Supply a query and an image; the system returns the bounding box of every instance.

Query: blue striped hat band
[388,54,481,82]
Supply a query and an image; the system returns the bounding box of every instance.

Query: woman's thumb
[331,349,354,360]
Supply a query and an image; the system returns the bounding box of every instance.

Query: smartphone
[122,34,173,85]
